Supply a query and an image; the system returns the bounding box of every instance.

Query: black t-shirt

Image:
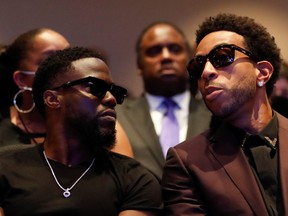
[0,145,162,216]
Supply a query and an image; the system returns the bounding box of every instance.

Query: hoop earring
[13,87,35,113]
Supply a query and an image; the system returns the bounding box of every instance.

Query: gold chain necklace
[43,151,95,198]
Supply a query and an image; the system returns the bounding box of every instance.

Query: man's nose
[101,91,117,107]
[161,47,172,59]
[201,61,218,81]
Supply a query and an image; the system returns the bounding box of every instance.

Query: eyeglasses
[187,44,256,80]
[51,76,127,104]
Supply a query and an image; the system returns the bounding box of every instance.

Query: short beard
[206,76,255,119]
[64,113,116,155]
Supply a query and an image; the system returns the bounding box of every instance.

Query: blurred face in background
[12,29,69,112]
[138,24,190,97]
[16,30,70,88]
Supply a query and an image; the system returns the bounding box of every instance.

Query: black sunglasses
[51,76,127,104]
[187,44,257,80]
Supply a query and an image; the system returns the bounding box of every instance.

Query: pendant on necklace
[63,189,71,198]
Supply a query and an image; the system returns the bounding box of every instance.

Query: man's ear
[13,70,27,88]
[43,90,61,109]
[256,60,274,86]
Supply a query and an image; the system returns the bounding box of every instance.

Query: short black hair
[135,21,192,68]
[32,46,106,115]
[195,13,281,96]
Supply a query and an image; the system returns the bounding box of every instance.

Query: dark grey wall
[1,0,287,97]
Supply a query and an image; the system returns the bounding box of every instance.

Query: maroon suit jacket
[162,113,288,215]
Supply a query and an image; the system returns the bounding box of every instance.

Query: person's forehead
[35,30,69,48]
[141,25,185,48]
[24,32,69,63]
[73,57,109,73]
[31,32,65,48]
[66,57,111,81]
[196,31,245,54]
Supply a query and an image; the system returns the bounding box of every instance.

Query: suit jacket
[116,94,211,180]
[162,112,288,215]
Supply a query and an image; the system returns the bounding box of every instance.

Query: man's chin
[98,118,116,129]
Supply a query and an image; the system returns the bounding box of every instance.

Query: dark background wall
[0,0,287,97]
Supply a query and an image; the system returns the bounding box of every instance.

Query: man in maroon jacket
[162,13,287,215]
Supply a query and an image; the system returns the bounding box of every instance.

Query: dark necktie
[159,98,179,157]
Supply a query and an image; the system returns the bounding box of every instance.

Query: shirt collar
[209,112,278,150]
[145,90,190,111]
[242,112,278,150]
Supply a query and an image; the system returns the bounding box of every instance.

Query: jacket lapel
[209,121,269,216]
[120,96,165,165]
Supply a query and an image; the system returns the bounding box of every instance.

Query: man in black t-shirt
[0,47,162,216]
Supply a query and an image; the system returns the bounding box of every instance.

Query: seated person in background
[0,28,69,145]
[0,46,162,216]
[162,13,287,215]
[116,22,211,180]
[0,28,133,157]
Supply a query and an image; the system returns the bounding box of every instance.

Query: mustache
[205,81,225,89]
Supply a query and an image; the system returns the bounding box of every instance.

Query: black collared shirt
[241,114,283,216]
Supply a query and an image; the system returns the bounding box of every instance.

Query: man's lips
[204,86,223,101]
[98,109,116,121]
[160,66,177,74]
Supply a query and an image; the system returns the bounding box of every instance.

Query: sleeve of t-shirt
[119,158,163,213]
